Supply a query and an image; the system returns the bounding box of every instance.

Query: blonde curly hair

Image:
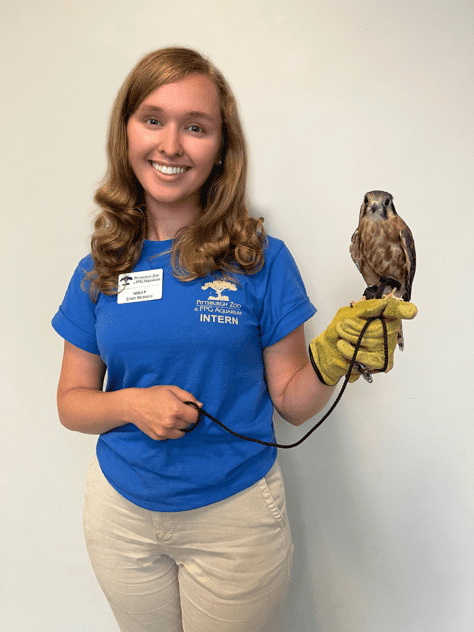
[85,47,266,298]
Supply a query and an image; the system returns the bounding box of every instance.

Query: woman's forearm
[274,361,336,427]
[57,383,203,440]
[57,387,130,435]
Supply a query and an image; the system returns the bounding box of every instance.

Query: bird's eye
[383,197,390,207]
[364,196,369,204]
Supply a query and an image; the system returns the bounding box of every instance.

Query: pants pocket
[257,462,289,532]
[86,453,98,477]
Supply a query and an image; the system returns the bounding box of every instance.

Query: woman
[53,47,415,632]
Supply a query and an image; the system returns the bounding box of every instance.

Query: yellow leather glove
[309,298,418,385]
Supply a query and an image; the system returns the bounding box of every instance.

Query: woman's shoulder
[65,253,95,281]
[264,234,286,256]
[65,253,95,293]
[263,235,296,265]
[76,253,94,271]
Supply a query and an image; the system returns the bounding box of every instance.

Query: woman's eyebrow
[187,111,215,122]
[136,104,215,122]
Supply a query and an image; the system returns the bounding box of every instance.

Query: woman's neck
[145,197,200,241]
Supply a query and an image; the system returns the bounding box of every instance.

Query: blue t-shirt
[52,236,316,511]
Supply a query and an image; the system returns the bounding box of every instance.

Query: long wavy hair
[85,47,266,298]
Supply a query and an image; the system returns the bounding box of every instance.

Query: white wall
[1,1,473,630]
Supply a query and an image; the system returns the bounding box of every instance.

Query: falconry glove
[309,297,418,385]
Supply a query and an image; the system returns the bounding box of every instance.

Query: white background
[1,1,473,630]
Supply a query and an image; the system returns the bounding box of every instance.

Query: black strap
[184,315,388,449]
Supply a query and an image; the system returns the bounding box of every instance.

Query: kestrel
[350,190,416,350]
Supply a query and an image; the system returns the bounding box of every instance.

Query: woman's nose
[159,125,183,157]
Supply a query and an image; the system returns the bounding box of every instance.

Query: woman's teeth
[151,162,188,175]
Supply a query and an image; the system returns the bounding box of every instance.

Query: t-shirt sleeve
[51,258,100,355]
[259,242,316,348]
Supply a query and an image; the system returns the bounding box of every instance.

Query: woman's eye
[187,124,203,133]
[146,118,161,126]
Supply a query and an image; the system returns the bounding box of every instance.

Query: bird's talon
[354,362,373,383]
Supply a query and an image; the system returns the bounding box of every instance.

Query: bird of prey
[350,190,416,351]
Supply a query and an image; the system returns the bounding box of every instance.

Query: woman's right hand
[123,385,202,440]
[57,341,201,439]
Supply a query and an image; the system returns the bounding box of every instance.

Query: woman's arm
[263,325,335,427]
[57,341,201,439]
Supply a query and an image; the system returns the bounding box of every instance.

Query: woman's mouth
[151,162,189,175]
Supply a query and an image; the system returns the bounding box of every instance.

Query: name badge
[117,270,163,304]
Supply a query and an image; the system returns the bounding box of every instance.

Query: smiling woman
[86,47,265,297]
[126,74,223,238]
[52,45,414,632]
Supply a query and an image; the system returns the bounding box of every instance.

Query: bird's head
[360,190,397,221]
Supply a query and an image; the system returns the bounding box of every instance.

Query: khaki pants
[83,455,293,632]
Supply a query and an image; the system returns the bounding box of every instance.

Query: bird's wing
[399,225,416,301]
[349,228,361,272]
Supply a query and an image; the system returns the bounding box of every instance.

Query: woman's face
[127,74,222,214]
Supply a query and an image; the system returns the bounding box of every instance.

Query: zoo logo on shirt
[194,280,242,325]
